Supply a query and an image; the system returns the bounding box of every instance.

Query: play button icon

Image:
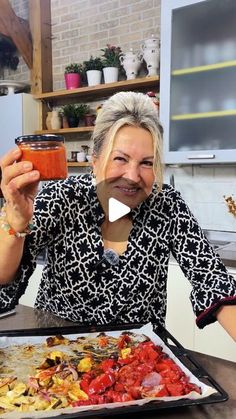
[108,197,130,222]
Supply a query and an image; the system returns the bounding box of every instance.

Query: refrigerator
[0,93,39,159]
[0,93,39,199]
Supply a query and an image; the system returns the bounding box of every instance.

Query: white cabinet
[19,264,43,308]
[194,266,236,362]
[160,0,236,164]
[166,262,195,350]
[194,316,236,362]
[166,261,236,362]
[0,93,39,158]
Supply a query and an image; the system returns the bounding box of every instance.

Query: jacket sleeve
[0,182,61,311]
[169,189,236,328]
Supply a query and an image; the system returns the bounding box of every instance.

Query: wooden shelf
[34,76,159,103]
[171,109,236,121]
[35,126,94,135]
[67,162,91,167]
[35,77,160,166]
[172,60,236,76]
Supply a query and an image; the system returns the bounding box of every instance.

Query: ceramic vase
[141,35,160,76]
[64,73,81,90]
[103,67,119,84]
[119,49,143,80]
[46,112,52,130]
[86,70,102,86]
[50,110,61,130]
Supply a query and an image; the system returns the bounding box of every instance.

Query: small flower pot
[64,73,81,90]
[103,67,119,83]
[77,151,86,162]
[67,116,79,128]
[84,114,96,126]
[62,116,69,129]
[86,70,102,86]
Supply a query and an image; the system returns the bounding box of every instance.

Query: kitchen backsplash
[165,165,236,232]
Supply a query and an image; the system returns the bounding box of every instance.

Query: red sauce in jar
[15,135,68,181]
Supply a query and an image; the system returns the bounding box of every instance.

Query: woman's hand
[0,148,40,232]
[216,305,236,341]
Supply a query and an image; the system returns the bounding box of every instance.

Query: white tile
[187,203,212,228]
[209,203,236,231]
[214,165,236,178]
[164,164,236,231]
[193,166,215,178]
[164,166,193,181]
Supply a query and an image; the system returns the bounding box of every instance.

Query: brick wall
[9,0,161,90]
[52,0,161,90]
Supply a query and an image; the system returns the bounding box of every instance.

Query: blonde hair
[92,91,164,189]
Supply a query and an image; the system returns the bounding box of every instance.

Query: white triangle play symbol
[108,197,130,222]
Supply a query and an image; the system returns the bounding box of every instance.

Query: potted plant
[64,63,83,90]
[83,56,103,86]
[60,104,81,128]
[76,103,95,126]
[101,44,122,83]
[84,112,96,127]
[76,103,90,118]
[0,35,19,78]
[75,103,94,126]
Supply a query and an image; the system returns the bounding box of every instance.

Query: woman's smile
[114,184,141,196]
[93,125,155,211]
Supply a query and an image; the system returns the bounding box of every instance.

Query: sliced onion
[66,366,79,381]
[28,376,39,390]
[141,371,161,388]
[38,389,51,402]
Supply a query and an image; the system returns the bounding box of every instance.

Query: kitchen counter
[204,229,236,269]
[218,250,236,269]
[0,304,235,419]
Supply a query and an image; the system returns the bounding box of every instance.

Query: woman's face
[93,125,155,210]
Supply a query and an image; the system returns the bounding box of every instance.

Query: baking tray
[0,322,228,418]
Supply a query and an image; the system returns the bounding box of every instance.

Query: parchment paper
[0,323,217,419]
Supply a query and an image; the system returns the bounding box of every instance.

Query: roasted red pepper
[80,372,93,393]
[105,389,133,403]
[99,359,116,372]
[117,334,131,349]
[98,336,109,348]
[88,371,116,395]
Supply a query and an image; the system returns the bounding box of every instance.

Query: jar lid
[15,134,65,144]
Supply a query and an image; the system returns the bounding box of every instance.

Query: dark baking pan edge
[0,322,228,418]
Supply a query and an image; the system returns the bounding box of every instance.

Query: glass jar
[15,134,68,181]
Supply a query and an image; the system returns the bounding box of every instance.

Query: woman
[0,91,236,339]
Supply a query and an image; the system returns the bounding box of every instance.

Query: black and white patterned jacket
[1,174,236,328]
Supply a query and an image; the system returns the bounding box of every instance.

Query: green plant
[76,103,91,117]
[0,35,19,71]
[64,63,83,74]
[60,104,80,119]
[83,56,103,71]
[60,103,91,119]
[101,44,122,67]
